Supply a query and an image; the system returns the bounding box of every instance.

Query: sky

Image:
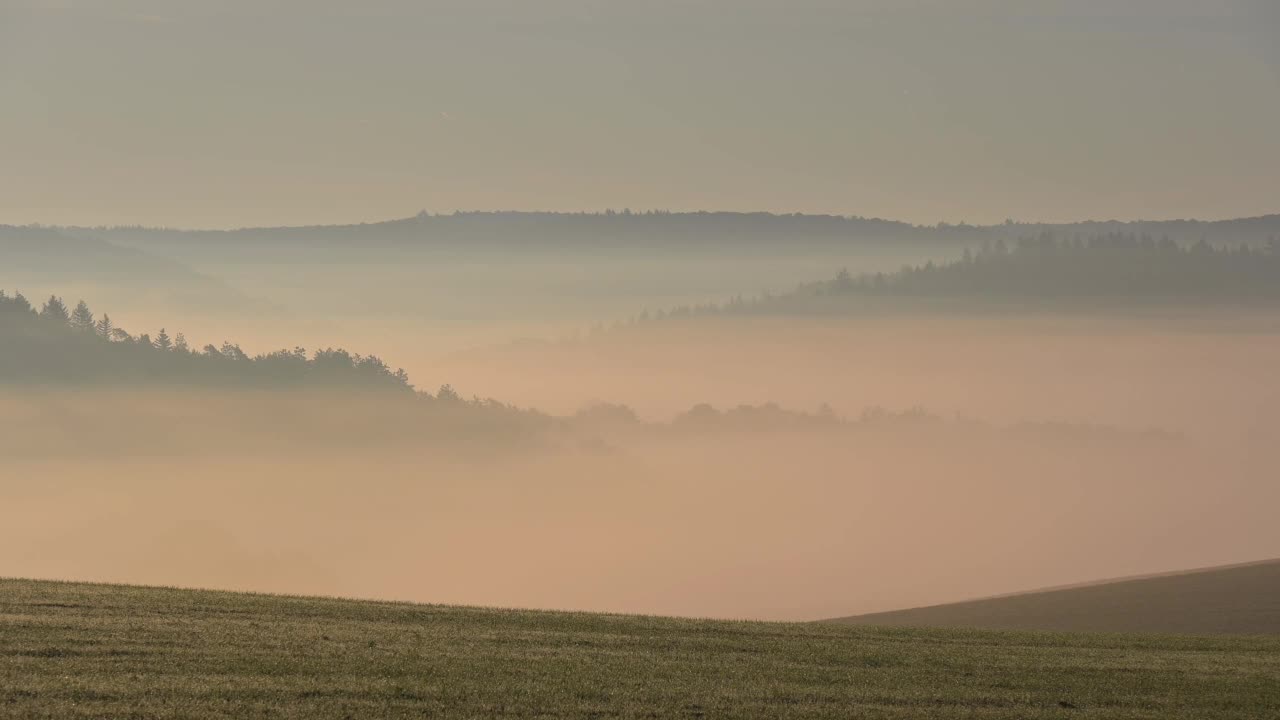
[1,0,1278,229]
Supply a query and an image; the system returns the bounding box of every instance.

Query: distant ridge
[36,211,1280,253]
[34,210,1280,235]
[827,558,1280,635]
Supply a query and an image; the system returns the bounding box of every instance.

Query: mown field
[2,578,1279,719]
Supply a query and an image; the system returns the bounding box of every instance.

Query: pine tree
[96,313,114,339]
[70,300,95,332]
[174,333,189,353]
[153,328,173,351]
[40,295,70,324]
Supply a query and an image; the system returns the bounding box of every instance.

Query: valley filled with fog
[4,214,1280,619]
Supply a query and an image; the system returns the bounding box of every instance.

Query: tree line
[600,233,1280,328]
[812,232,1280,300]
[58,210,1280,259]
[0,290,413,390]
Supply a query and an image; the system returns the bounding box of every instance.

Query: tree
[0,291,33,316]
[220,342,248,361]
[69,300,95,332]
[40,296,69,324]
[154,328,173,351]
[174,333,189,353]
[96,313,114,339]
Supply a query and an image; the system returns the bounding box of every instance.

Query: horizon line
[6,208,1280,234]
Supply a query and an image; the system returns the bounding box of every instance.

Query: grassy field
[2,578,1279,719]
[830,559,1280,636]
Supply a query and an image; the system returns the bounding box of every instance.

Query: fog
[7,220,1280,620]
[432,313,1280,441]
[2,382,1277,621]
[4,219,951,360]
[4,0,1279,635]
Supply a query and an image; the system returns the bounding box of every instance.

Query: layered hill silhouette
[828,558,1280,635]
[74,211,1280,252]
[0,225,253,309]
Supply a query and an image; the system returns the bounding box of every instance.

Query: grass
[830,558,1280,636]
[2,578,1279,718]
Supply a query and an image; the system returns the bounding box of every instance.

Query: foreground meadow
[2,579,1278,719]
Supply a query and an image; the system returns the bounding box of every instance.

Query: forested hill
[75,212,935,252]
[807,233,1280,301]
[68,211,1280,254]
[638,232,1280,320]
[0,291,411,390]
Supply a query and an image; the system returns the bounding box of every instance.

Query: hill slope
[83,211,1280,254]
[3,578,1279,719]
[0,225,250,309]
[829,559,1280,635]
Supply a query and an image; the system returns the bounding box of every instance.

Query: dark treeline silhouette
[56,211,1280,254]
[70,212,931,251]
[810,232,1280,301]
[0,290,412,390]
[599,232,1280,327]
[567,401,1179,449]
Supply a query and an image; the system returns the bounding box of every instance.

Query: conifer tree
[96,313,114,339]
[70,300,95,332]
[40,295,69,324]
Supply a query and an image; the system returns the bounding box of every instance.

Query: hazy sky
[2,0,1278,228]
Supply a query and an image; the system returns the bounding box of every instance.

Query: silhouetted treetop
[0,290,413,391]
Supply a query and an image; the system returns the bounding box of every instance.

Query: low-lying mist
[4,389,1275,621]
[6,231,1280,620]
[432,312,1280,444]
